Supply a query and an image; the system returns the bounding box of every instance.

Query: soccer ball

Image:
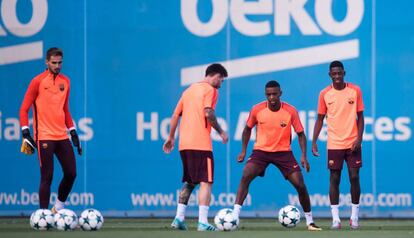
[278,205,301,228]
[30,209,54,230]
[214,208,239,231]
[54,209,78,231]
[79,208,104,231]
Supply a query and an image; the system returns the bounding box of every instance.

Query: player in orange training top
[19,47,82,213]
[232,80,322,231]
[163,63,228,231]
[312,60,364,230]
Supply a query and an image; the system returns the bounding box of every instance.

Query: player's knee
[40,176,53,186]
[330,173,341,184]
[349,174,360,184]
[294,182,307,193]
[241,173,254,184]
[64,171,77,181]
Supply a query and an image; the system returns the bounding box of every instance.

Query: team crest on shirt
[280,120,287,127]
[348,97,355,104]
[59,84,65,92]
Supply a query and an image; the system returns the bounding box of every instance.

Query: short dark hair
[265,80,280,88]
[205,63,228,77]
[46,47,63,60]
[329,60,344,70]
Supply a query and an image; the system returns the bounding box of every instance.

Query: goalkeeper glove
[70,129,82,155]
[21,128,37,155]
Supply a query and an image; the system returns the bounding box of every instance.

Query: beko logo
[0,0,48,65]
[180,0,365,86]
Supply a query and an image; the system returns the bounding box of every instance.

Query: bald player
[232,80,321,231]
[312,60,364,230]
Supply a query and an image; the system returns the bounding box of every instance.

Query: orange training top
[317,83,364,149]
[246,101,304,152]
[173,81,218,151]
[19,70,75,141]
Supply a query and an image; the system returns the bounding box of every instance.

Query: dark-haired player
[232,80,322,231]
[163,63,229,231]
[312,60,364,229]
[20,47,82,213]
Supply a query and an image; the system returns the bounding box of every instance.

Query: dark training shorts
[246,150,301,179]
[180,150,214,184]
[327,149,362,170]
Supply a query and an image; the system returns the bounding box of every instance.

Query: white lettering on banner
[275,0,321,35]
[394,117,411,141]
[315,0,364,36]
[288,193,412,207]
[136,111,412,142]
[0,0,47,65]
[181,0,228,37]
[230,0,273,36]
[180,0,364,85]
[78,118,94,141]
[182,0,364,37]
[131,190,252,207]
[0,111,93,141]
[136,112,158,140]
[0,189,94,206]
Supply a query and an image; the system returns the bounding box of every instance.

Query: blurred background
[0,0,412,218]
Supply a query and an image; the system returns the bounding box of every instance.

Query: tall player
[232,80,322,231]
[312,61,364,229]
[163,63,228,231]
[19,47,82,213]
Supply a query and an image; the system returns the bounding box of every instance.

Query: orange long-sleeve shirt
[19,70,75,141]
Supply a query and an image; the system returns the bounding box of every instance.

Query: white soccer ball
[214,208,239,231]
[278,205,301,228]
[54,209,78,231]
[79,208,104,231]
[30,209,54,230]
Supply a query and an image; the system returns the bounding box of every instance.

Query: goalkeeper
[19,47,82,213]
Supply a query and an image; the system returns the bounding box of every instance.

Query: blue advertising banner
[0,0,413,217]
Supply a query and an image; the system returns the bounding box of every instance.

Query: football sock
[175,203,187,221]
[233,204,242,218]
[351,203,359,221]
[55,199,65,210]
[331,204,340,222]
[198,205,209,224]
[304,211,314,225]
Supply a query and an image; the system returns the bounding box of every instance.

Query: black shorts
[247,150,301,179]
[327,149,362,170]
[180,150,214,184]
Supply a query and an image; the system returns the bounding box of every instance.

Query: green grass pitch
[1,218,413,238]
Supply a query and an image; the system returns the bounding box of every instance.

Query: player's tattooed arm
[204,107,228,143]
[204,107,223,133]
[178,182,195,204]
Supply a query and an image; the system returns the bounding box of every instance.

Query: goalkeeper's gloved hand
[21,128,37,155]
[70,129,82,155]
